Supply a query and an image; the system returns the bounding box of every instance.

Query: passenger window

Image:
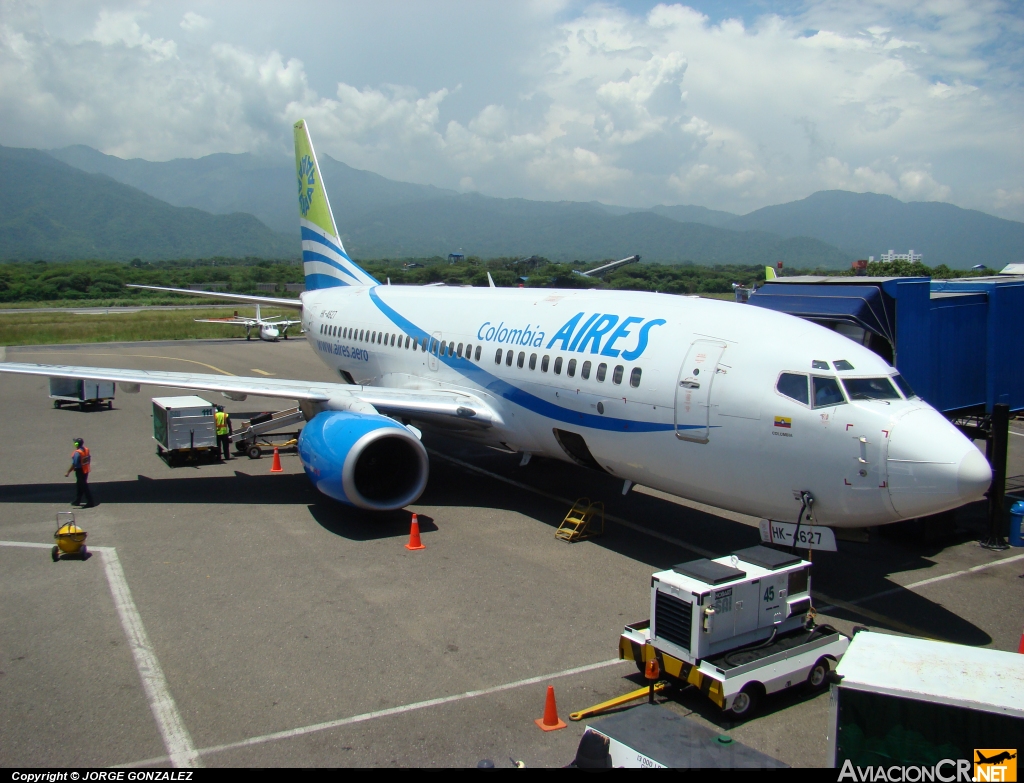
[554,357,562,375]
[893,374,917,399]
[567,358,576,377]
[359,330,364,341]
[448,343,454,357]
[440,341,447,355]
[475,346,481,361]
[630,367,641,387]
[495,349,502,364]
[319,325,323,334]
[506,350,513,366]
[405,335,410,349]
[777,373,809,405]
[529,354,537,370]
[541,355,549,372]
[517,352,525,368]
[581,361,591,380]
[812,376,846,408]
[612,365,623,384]
[433,341,440,356]
[457,343,463,358]
[841,377,900,401]
[596,363,607,382]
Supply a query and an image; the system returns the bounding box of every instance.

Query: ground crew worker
[65,437,94,508]
[215,405,233,460]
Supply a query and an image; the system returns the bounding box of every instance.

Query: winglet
[765,266,777,281]
[487,272,496,288]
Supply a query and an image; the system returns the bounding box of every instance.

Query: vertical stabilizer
[293,120,379,289]
[256,304,262,322]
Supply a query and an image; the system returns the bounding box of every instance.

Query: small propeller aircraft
[195,305,302,341]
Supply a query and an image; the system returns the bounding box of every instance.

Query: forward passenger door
[674,340,727,443]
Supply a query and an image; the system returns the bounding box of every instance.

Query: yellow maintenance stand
[555,498,605,542]
[52,512,87,561]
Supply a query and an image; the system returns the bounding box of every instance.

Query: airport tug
[619,546,849,719]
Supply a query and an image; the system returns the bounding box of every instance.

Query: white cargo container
[49,377,115,410]
[152,396,218,461]
[830,631,1024,769]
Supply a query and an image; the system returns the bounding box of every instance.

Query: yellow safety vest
[215,411,229,436]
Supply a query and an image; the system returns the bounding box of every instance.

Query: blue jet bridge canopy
[747,283,896,349]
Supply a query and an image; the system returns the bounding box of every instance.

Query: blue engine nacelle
[298,410,429,511]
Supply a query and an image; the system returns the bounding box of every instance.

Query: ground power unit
[621,545,849,718]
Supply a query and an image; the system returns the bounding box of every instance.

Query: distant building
[879,249,922,263]
[447,253,465,264]
[256,283,278,292]
[284,283,305,292]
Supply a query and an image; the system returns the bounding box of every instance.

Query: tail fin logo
[297,155,316,217]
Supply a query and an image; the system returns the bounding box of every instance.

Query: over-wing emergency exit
[0,120,992,529]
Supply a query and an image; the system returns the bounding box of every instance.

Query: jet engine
[298,410,428,511]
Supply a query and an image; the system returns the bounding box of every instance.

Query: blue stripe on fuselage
[367,287,679,433]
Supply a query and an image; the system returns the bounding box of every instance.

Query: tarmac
[1,337,1022,768]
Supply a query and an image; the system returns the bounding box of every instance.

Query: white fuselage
[298,284,989,528]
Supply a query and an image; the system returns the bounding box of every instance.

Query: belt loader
[620,545,849,719]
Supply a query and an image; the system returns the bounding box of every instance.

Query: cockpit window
[812,376,846,408]
[833,360,854,371]
[892,374,917,399]
[812,360,830,370]
[841,377,900,401]
[777,373,809,405]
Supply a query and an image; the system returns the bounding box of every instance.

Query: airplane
[0,120,992,528]
[976,751,1016,765]
[193,305,302,341]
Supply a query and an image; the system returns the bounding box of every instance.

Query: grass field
[0,307,300,346]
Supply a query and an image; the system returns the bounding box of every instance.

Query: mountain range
[0,143,1018,267]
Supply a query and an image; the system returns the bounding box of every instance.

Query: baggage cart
[49,377,115,410]
[152,395,219,465]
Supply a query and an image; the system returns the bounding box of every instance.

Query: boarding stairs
[555,498,605,543]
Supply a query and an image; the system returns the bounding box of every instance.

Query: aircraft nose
[957,447,992,502]
[886,408,991,519]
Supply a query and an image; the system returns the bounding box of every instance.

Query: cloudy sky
[2,0,1021,219]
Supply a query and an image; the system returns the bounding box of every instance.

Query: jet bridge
[749,274,1024,416]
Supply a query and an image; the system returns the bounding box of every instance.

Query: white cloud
[180,12,211,33]
[0,1,1020,219]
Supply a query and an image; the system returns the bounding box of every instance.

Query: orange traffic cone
[270,447,283,473]
[405,513,426,551]
[1018,626,1024,654]
[534,685,566,731]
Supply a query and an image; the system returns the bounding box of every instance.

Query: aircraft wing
[127,284,303,309]
[193,318,257,326]
[0,362,503,428]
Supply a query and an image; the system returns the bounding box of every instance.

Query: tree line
[0,255,992,305]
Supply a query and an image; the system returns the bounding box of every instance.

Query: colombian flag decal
[774,416,792,428]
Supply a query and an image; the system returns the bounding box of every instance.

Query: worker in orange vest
[65,437,94,508]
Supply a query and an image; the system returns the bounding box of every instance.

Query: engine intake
[298,410,428,511]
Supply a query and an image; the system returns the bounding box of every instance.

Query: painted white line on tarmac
[833,551,1024,609]
[120,657,627,767]
[0,541,201,768]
